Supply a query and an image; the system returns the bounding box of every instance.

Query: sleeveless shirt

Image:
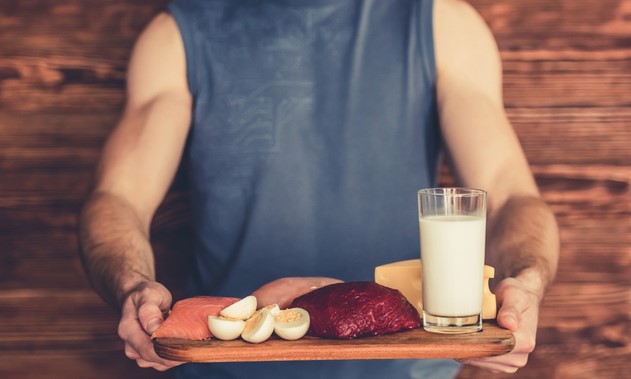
[167,0,459,377]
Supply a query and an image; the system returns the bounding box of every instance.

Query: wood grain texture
[154,324,515,363]
[0,0,630,378]
[456,0,631,378]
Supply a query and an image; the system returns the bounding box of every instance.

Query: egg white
[208,316,246,341]
[220,295,257,320]
[241,308,275,343]
[274,307,310,340]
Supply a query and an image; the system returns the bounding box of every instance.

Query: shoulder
[434,0,485,24]
[134,12,182,51]
[126,12,189,105]
[433,0,496,50]
[433,0,502,100]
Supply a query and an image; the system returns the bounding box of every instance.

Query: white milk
[419,215,485,317]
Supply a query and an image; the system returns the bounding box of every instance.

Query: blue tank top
[168,0,458,377]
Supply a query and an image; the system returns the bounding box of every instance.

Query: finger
[497,304,523,332]
[136,358,154,369]
[464,359,519,374]
[133,331,182,369]
[495,283,530,332]
[462,351,529,368]
[119,311,181,369]
[122,326,170,368]
[124,344,141,360]
[118,309,141,341]
[135,358,179,372]
[132,288,172,334]
[138,302,165,334]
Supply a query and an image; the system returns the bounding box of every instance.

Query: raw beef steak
[290,281,421,339]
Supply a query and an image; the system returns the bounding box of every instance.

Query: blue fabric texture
[167,0,456,377]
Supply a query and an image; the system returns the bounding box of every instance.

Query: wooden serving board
[154,322,514,362]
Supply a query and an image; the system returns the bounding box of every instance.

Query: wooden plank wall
[0,1,629,378]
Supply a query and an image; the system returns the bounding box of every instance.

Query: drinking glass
[418,187,486,334]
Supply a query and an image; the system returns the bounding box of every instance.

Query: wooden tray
[154,322,514,362]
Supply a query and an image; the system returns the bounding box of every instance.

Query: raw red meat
[290,282,421,339]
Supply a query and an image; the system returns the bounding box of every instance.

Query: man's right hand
[117,281,182,371]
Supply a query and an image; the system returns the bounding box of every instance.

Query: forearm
[486,195,560,299]
[79,191,156,309]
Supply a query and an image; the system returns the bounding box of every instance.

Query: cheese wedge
[374,259,497,319]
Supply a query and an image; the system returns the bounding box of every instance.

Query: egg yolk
[243,311,262,334]
[275,310,302,323]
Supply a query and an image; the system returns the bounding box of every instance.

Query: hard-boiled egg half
[273,307,310,340]
[220,295,257,319]
[241,308,275,343]
[208,296,310,343]
[262,303,280,316]
[208,296,257,340]
[207,316,246,341]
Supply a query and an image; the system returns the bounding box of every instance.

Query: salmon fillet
[151,296,239,340]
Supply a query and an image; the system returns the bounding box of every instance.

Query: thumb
[497,305,520,332]
[135,294,170,335]
[495,282,527,332]
[145,314,163,334]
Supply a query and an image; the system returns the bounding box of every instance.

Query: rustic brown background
[1,0,630,378]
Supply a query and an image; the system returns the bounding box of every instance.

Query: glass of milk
[418,187,486,334]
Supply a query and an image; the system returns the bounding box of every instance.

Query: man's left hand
[459,275,542,373]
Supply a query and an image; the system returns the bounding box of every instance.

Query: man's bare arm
[486,196,559,296]
[434,0,559,293]
[434,0,559,372]
[79,12,191,309]
[79,13,191,371]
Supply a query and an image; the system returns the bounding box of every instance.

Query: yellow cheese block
[374,259,497,320]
